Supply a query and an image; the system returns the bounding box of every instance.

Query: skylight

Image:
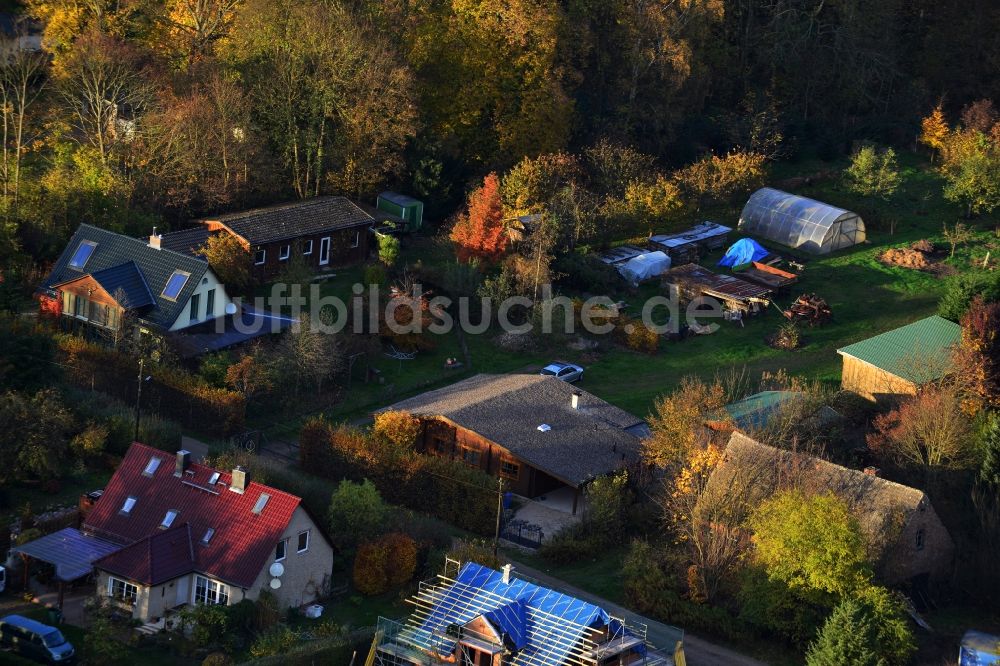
[537,424,552,432]
[201,528,215,545]
[68,240,97,270]
[160,510,178,529]
[252,493,270,515]
[208,472,220,485]
[143,457,162,476]
[161,270,190,301]
[121,496,137,514]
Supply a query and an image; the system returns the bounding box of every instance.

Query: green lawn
[0,470,111,527]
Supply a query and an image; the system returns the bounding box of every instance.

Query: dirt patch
[493,331,538,353]
[879,239,955,276]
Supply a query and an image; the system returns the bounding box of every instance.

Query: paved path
[508,559,769,666]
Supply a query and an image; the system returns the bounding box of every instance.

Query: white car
[540,362,584,383]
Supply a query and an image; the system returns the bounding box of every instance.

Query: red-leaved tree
[450,172,508,263]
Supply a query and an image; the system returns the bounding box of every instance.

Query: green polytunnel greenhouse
[738,187,865,254]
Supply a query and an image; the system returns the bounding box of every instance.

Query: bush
[383,532,419,586]
[614,316,659,354]
[939,270,1000,321]
[353,539,391,595]
[328,479,388,549]
[447,539,505,570]
[363,263,387,286]
[554,253,621,294]
[249,625,300,659]
[372,411,421,451]
[202,653,232,666]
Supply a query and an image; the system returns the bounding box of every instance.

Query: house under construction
[369,560,683,666]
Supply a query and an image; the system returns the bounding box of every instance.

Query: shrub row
[57,336,245,437]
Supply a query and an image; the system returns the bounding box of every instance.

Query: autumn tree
[500,152,582,215]
[939,128,1000,217]
[674,150,767,210]
[0,37,46,210]
[957,296,1000,407]
[450,172,507,263]
[919,103,949,161]
[844,146,901,202]
[371,410,421,452]
[198,233,252,295]
[866,385,976,470]
[749,490,870,597]
[960,99,998,133]
[225,348,273,403]
[273,316,344,397]
[0,389,74,483]
[942,221,976,258]
[643,376,726,468]
[157,0,243,66]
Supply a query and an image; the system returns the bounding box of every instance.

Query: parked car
[0,615,75,664]
[540,362,584,383]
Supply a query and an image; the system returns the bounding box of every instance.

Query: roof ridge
[77,223,211,267]
[204,195,358,221]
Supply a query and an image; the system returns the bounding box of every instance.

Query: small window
[162,270,191,301]
[189,293,201,321]
[68,240,97,270]
[201,528,215,545]
[279,244,290,261]
[297,530,310,553]
[275,539,287,562]
[500,460,520,480]
[252,493,270,514]
[351,231,360,248]
[461,447,481,466]
[915,529,925,551]
[143,457,162,476]
[121,496,137,514]
[160,510,178,529]
[254,248,266,265]
[208,472,220,485]
[108,577,138,604]
[205,288,215,317]
[302,240,313,255]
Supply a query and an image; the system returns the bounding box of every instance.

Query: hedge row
[300,419,496,534]
[57,336,245,437]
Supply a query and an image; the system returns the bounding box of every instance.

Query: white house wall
[168,269,235,331]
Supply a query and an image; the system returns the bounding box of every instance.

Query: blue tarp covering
[718,238,769,268]
[406,562,645,665]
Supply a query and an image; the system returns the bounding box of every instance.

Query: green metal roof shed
[377,191,424,232]
[837,315,961,385]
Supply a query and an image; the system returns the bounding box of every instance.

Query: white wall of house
[168,269,235,331]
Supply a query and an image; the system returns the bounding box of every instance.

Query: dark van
[0,615,76,664]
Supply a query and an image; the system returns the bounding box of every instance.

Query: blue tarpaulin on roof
[718,238,769,268]
[406,562,645,665]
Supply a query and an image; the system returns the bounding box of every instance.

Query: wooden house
[379,374,647,514]
[837,315,961,402]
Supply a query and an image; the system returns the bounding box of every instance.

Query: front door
[175,576,190,607]
[319,237,331,265]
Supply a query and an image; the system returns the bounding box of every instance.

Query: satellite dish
[225,302,238,316]
[269,562,285,578]
[269,578,282,590]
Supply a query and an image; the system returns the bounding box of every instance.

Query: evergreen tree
[805,599,886,666]
[981,413,1000,487]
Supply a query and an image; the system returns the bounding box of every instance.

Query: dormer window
[160,509,178,529]
[121,496,137,515]
[143,457,162,476]
[201,528,215,545]
[252,493,270,515]
[68,240,97,270]
[161,270,190,301]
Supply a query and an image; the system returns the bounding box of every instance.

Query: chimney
[501,563,513,584]
[230,466,247,494]
[571,391,581,410]
[174,450,191,477]
[863,466,880,477]
[149,227,161,250]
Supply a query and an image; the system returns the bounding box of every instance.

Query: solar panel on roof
[68,241,97,270]
[161,270,190,300]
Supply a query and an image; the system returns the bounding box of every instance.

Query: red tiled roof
[84,443,301,588]
[95,523,195,585]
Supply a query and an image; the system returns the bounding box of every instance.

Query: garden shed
[738,188,865,254]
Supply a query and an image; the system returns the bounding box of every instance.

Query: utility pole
[493,477,504,556]
[133,358,144,442]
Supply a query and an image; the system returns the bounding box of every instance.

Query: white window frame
[194,575,229,606]
[121,496,137,515]
[254,248,266,266]
[279,244,290,261]
[302,240,313,255]
[108,577,138,604]
[319,237,330,265]
[160,509,178,529]
[275,538,287,562]
[297,530,310,554]
[351,231,360,248]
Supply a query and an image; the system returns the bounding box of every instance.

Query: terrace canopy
[11,528,122,607]
[738,188,865,254]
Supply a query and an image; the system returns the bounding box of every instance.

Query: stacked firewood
[783,293,832,326]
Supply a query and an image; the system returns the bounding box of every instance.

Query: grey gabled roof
[156,227,214,258]
[380,374,644,487]
[43,224,212,330]
[203,196,374,245]
[89,262,155,308]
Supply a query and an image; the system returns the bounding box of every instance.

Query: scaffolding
[370,559,671,666]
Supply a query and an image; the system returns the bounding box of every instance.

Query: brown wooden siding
[840,354,918,402]
[247,226,370,280]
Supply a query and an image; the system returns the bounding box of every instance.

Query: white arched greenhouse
[738,188,865,254]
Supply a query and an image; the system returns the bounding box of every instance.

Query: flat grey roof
[11,527,122,582]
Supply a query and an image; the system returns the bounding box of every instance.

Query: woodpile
[783,293,832,326]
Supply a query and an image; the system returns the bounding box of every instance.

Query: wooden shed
[837,315,961,402]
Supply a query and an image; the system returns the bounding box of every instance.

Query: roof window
[143,457,162,476]
[121,496,137,515]
[201,528,215,545]
[160,510,178,529]
[68,240,97,270]
[537,424,552,432]
[208,472,220,485]
[252,493,270,515]
[161,270,191,301]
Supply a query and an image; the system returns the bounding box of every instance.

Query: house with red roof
[82,443,334,622]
